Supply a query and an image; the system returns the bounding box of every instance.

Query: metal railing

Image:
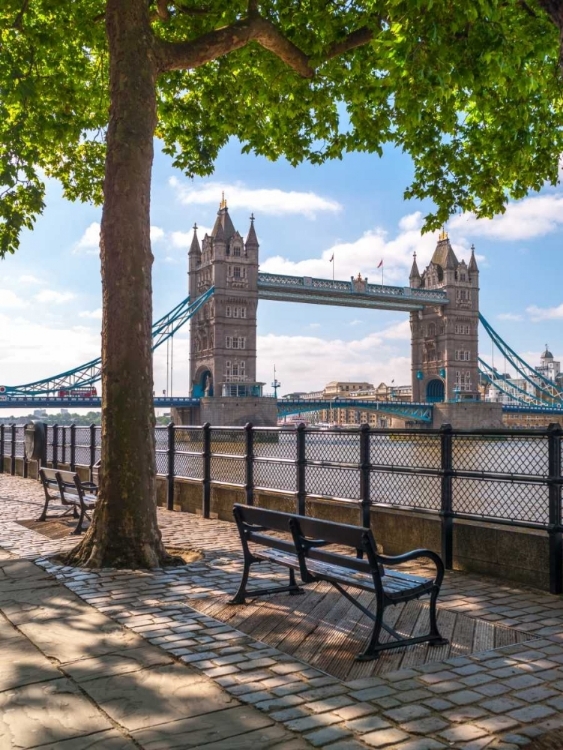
[1,421,562,592]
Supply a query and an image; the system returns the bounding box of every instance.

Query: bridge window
[226,361,231,376]
[234,266,241,278]
[428,323,436,337]
[233,245,241,257]
[226,306,231,317]
[226,336,232,348]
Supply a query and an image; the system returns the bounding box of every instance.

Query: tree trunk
[65,0,169,568]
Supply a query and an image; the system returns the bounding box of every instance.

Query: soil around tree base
[523,731,563,749]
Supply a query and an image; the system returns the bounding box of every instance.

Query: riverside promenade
[1,475,563,749]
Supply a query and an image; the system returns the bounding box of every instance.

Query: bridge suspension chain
[479,314,563,405]
[2,287,215,397]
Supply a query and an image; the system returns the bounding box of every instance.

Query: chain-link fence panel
[94,427,102,464]
[210,455,245,486]
[45,425,54,462]
[305,464,360,501]
[14,426,25,458]
[254,459,297,493]
[305,431,360,464]
[174,452,203,479]
[175,427,203,454]
[210,428,246,456]
[254,429,297,460]
[453,477,549,525]
[74,426,91,466]
[452,434,549,477]
[370,471,441,511]
[370,433,441,470]
[155,427,168,475]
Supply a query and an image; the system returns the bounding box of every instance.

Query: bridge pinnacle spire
[469,244,479,273]
[409,252,421,287]
[189,223,201,255]
[246,213,259,248]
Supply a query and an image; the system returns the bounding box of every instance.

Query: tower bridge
[1,198,562,427]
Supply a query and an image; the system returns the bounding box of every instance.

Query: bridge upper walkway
[257,272,449,311]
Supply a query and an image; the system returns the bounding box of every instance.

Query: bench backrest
[233,505,382,581]
[39,467,58,484]
[233,505,297,557]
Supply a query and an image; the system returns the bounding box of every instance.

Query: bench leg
[357,604,385,661]
[37,497,49,522]
[427,587,448,646]
[229,559,252,605]
[288,568,305,596]
[72,506,86,535]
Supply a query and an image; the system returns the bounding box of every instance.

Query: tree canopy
[2,0,563,254]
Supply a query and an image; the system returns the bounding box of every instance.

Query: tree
[1,0,562,567]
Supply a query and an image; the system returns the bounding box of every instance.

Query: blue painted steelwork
[478,358,547,408]
[1,288,215,398]
[277,399,434,423]
[257,272,448,312]
[479,314,563,404]
[502,404,563,415]
[0,395,201,409]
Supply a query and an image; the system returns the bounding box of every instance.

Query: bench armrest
[377,548,444,584]
[81,481,98,493]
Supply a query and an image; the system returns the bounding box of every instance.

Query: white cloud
[170,226,213,248]
[0,290,27,309]
[169,177,342,219]
[150,225,165,242]
[0,313,100,386]
[18,275,42,285]
[257,330,411,394]
[260,212,474,284]
[79,309,103,320]
[450,194,563,241]
[498,313,524,322]
[74,222,100,254]
[35,290,75,304]
[350,319,363,326]
[527,303,563,321]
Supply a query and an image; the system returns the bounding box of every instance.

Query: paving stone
[0,678,112,749]
[512,685,559,703]
[335,703,378,721]
[507,704,556,723]
[482,698,525,714]
[503,674,544,690]
[361,727,410,748]
[79,663,237,730]
[393,740,446,750]
[474,716,521,733]
[305,725,352,747]
[447,689,484,705]
[349,686,396,702]
[439,724,488,742]
[383,704,431,723]
[33,729,138,749]
[345,715,392,733]
[400,716,450,734]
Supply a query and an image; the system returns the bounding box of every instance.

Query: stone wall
[432,401,504,429]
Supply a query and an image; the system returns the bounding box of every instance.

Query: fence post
[89,424,96,482]
[10,424,16,476]
[52,424,58,469]
[245,422,254,506]
[547,423,563,595]
[0,424,4,474]
[359,423,371,529]
[41,425,48,469]
[22,423,29,479]
[69,424,76,472]
[296,423,306,515]
[202,422,211,519]
[440,423,454,570]
[167,422,175,511]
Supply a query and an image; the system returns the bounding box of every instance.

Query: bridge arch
[192,367,213,398]
[426,379,445,403]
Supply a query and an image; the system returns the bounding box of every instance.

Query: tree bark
[65,0,169,568]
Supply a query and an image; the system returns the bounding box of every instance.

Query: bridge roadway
[257,272,449,311]
[1,395,562,422]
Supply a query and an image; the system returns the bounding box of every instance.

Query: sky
[1,137,562,413]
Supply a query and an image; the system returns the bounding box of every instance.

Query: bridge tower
[410,234,480,404]
[181,196,277,426]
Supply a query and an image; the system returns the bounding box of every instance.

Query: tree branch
[157,15,315,77]
[322,25,374,62]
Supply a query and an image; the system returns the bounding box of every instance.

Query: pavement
[1,473,563,749]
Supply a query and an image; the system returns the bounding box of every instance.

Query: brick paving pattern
[1,473,563,749]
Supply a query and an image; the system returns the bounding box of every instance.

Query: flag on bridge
[377,259,383,268]
[329,254,334,262]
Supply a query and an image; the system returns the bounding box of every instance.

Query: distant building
[484,346,562,406]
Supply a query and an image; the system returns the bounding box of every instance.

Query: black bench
[231,504,447,661]
[38,467,98,534]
